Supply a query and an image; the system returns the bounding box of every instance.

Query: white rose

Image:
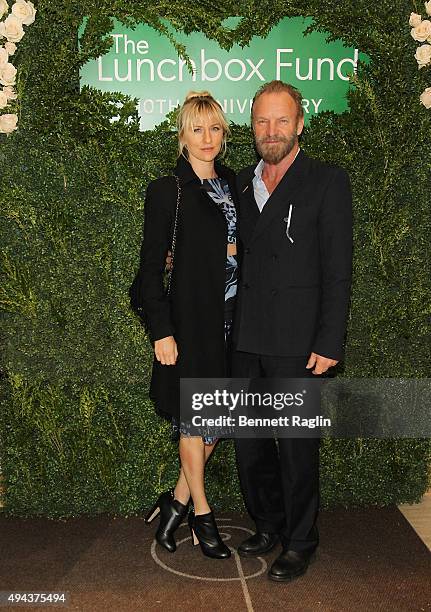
[0,46,8,64]
[425,1,431,17]
[419,86,431,108]
[0,112,17,133]
[0,14,25,42]
[0,0,8,19]
[411,20,431,42]
[4,41,16,55]
[11,0,35,25]
[409,13,422,27]
[415,44,431,67]
[0,61,16,85]
[0,90,8,108]
[3,85,16,99]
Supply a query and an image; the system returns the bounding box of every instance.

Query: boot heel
[190,526,199,546]
[145,503,160,524]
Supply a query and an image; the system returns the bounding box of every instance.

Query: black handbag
[129,175,181,327]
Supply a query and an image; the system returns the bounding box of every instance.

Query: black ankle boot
[188,509,231,559]
[145,490,189,553]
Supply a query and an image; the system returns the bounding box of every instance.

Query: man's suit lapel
[241,180,260,220]
[238,168,260,244]
[249,150,309,244]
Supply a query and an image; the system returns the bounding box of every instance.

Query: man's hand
[306,352,338,375]
[154,336,178,365]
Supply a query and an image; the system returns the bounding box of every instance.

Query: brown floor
[0,507,430,612]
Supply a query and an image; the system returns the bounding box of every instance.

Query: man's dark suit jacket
[233,149,353,361]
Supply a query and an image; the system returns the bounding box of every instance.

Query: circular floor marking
[150,523,268,582]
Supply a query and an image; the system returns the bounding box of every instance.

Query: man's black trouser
[232,350,320,554]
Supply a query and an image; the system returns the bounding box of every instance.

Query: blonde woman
[132,91,238,559]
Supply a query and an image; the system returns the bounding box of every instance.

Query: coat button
[271,254,278,261]
[244,248,250,254]
[243,283,250,289]
[271,289,278,296]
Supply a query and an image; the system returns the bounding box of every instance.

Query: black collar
[173,154,232,185]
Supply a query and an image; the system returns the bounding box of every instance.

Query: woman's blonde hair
[177,90,230,158]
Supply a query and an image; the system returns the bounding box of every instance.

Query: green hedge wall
[0,1,430,517]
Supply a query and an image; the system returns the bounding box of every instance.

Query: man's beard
[255,132,297,164]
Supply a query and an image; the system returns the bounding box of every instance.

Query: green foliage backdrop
[0,1,430,517]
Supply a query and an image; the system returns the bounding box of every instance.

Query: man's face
[252,91,304,164]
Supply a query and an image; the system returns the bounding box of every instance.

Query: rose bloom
[4,41,16,55]
[415,44,431,67]
[0,46,8,64]
[0,0,8,19]
[409,12,422,27]
[0,112,18,133]
[426,1,431,17]
[3,85,16,99]
[420,87,431,108]
[411,20,431,42]
[0,61,16,86]
[0,14,24,42]
[0,90,8,109]
[11,0,36,25]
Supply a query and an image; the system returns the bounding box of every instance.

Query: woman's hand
[154,336,178,365]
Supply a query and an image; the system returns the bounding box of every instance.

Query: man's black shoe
[268,549,315,582]
[237,532,279,557]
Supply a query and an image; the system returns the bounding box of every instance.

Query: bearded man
[232,80,353,581]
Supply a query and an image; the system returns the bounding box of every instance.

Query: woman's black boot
[145,490,189,553]
[188,509,231,559]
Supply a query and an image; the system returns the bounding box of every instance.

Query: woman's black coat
[130,155,238,421]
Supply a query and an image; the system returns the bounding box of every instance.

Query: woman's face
[182,113,223,165]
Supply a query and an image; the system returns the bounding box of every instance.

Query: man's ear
[297,115,304,136]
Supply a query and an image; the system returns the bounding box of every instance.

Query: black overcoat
[131,156,238,420]
[233,149,353,361]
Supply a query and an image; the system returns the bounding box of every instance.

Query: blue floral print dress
[202,177,238,337]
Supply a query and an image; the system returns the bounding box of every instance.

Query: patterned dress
[171,177,237,444]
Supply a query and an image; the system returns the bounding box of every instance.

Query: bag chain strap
[166,175,181,296]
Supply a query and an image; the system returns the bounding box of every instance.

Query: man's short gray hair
[251,80,304,120]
